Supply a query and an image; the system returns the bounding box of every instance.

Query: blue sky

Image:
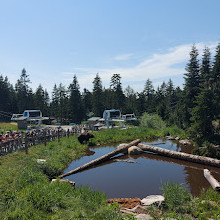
[0,0,220,93]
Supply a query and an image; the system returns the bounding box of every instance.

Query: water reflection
[64,139,220,198]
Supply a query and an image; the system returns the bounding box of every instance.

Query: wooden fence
[0,129,75,156]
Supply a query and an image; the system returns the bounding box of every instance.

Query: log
[138,143,220,168]
[59,139,141,178]
[204,169,220,191]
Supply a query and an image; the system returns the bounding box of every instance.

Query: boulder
[129,205,146,212]
[37,159,46,164]
[135,214,153,220]
[51,179,75,187]
[141,195,164,207]
[179,139,191,145]
[175,137,180,140]
[128,146,144,155]
[166,136,175,140]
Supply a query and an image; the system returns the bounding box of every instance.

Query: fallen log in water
[138,143,220,168]
[59,139,141,178]
[204,169,220,191]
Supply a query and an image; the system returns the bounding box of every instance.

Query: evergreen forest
[1,44,220,146]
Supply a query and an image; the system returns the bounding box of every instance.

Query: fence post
[32,134,35,145]
[44,130,47,146]
[58,129,60,143]
[67,129,70,138]
[25,133,28,154]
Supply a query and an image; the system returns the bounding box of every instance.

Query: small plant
[162,182,192,212]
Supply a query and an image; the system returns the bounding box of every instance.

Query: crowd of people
[0,130,24,143]
[0,124,90,149]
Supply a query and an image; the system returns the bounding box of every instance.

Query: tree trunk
[204,169,220,191]
[138,143,220,168]
[59,139,141,178]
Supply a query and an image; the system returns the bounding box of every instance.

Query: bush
[140,113,166,130]
[163,125,187,139]
[162,182,192,212]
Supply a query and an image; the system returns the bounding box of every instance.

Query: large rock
[135,214,153,220]
[128,146,144,155]
[37,159,46,164]
[51,179,75,187]
[179,139,191,145]
[141,195,164,206]
[166,136,175,140]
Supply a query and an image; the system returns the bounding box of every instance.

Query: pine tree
[183,45,201,126]
[43,89,50,116]
[82,88,93,118]
[110,73,125,109]
[136,92,146,116]
[200,47,212,86]
[34,84,45,111]
[190,46,214,143]
[92,74,104,117]
[51,84,59,119]
[102,87,113,110]
[0,75,17,120]
[34,84,50,116]
[165,79,177,124]
[143,78,155,113]
[124,85,137,114]
[190,88,214,143]
[15,68,34,113]
[156,82,167,120]
[69,75,84,123]
[212,43,220,120]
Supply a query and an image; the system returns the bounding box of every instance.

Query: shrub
[140,113,166,130]
[162,182,192,212]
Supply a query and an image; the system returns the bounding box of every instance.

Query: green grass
[89,125,187,146]
[0,135,122,219]
[146,182,220,220]
[0,122,18,133]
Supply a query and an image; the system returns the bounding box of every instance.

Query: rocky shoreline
[108,195,165,219]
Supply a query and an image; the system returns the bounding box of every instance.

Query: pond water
[63,139,220,199]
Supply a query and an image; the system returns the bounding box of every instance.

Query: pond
[63,139,220,199]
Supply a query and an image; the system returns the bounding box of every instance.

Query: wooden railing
[0,129,76,155]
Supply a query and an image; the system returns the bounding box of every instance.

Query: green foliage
[69,75,84,123]
[110,73,125,109]
[163,125,188,139]
[0,135,122,219]
[140,113,166,130]
[192,189,220,219]
[0,122,18,133]
[93,73,104,117]
[159,183,220,219]
[15,68,34,113]
[193,142,220,159]
[162,182,192,212]
[15,164,48,191]
[90,127,163,146]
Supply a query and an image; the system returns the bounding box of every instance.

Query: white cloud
[63,41,218,92]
